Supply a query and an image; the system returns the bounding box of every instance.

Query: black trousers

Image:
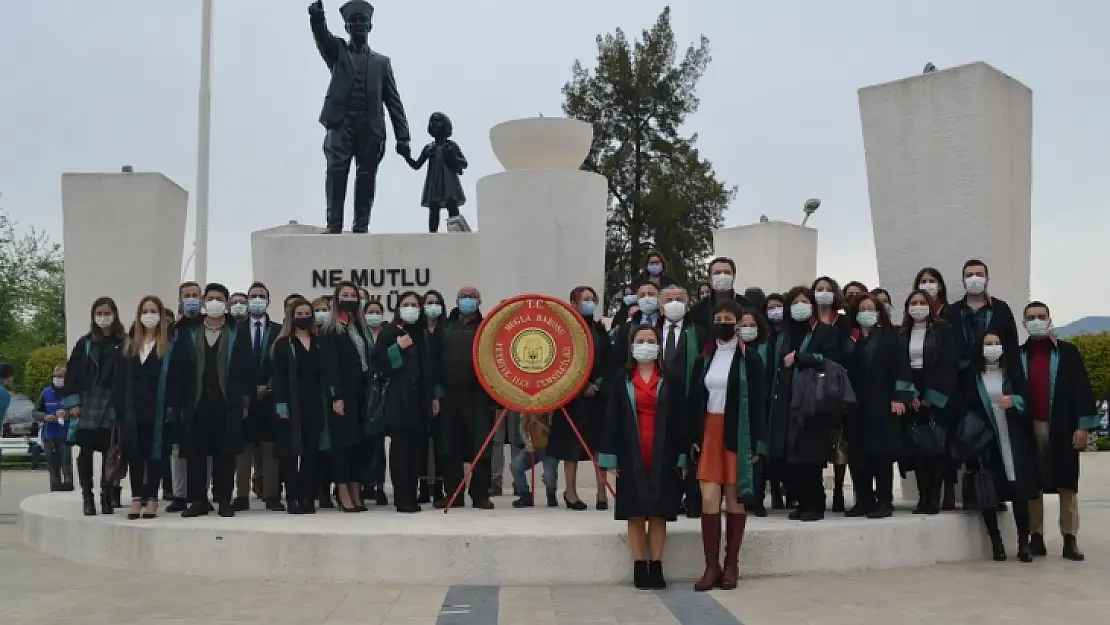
[331,444,362,485]
[913,455,945,508]
[389,429,423,508]
[76,449,109,492]
[982,499,1031,538]
[441,450,492,504]
[851,453,893,507]
[323,112,385,233]
[188,452,233,503]
[789,462,826,512]
[127,456,162,500]
[279,454,317,504]
[366,436,386,488]
[428,203,460,233]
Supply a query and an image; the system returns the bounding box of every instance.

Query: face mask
[248,298,268,315]
[622,294,637,307]
[314,310,329,325]
[182,298,201,317]
[908,305,929,322]
[338,298,359,313]
[458,297,479,315]
[230,303,248,318]
[204,301,226,318]
[293,316,314,331]
[739,326,758,342]
[662,300,686,322]
[814,291,835,306]
[856,310,878,328]
[631,342,660,362]
[919,282,938,297]
[638,296,659,316]
[790,303,812,322]
[1025,319,1050,338]
[983,345,1003,362]
[365,313,383,328]
[424,304,443,319]
[646,262,663,276]
[94,314,115,328]
[52,377,65,388]
[767,306,784,322]
[140,313,161,329]
[713,323,736,341]
[580,301,597,317]
[400,306,421,324]
[965,276,987,295]
[710,273,734,291]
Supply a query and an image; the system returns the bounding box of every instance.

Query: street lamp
[801,198,820,226]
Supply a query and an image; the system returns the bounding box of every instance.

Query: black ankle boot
[1017,534,1033,563]
[648,560,666,590]
[417,479,431,504]
[990,532,1007,561]
[99,489,114,515]
[1062,534,1085,561]
[81,490,97,516]
[633,560,650,589]
[110,486,123,509]
[1030,533,1047,557]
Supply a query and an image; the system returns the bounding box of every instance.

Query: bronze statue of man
[308,0,411,234]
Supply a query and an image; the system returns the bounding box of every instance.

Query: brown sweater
[520,412,552,450]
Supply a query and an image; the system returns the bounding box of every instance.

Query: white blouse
[139,339,155,363]
[704,339,737,413]
[909,324,926,370]
[981,365,1017,482]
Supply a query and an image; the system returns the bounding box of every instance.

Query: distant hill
[1054,316,1110,338]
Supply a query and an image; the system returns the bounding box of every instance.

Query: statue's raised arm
[308,1,342,69]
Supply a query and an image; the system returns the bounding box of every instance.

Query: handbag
[104,427,127,484]
[962,465,999,511]
[363,373,390,435]
[906,417,947,457]
[950,410,994,462]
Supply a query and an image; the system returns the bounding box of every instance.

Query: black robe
[961,362,1039,501]
[174,318,254,458]
[599,369,686,520]
[111,342,180,462]
[61,334,123,437]
[548,320,610,462]
[433,309,490,459]
[767,320,840,464]
[945,296,1021,372]
[1018,339,1099,493]
[843,327,915,458]
[901,320,960,426]
[372,322,438,435]
[271,336,327,458]
[319,323,373,448]
[688,340,768,503]
[243,317,281,443]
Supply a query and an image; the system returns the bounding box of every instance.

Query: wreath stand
[443,404,615,513]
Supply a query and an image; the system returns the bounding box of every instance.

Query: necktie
[664,323,677,364]
[253,321,263,358]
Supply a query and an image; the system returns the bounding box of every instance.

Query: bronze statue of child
[404,112,468,232]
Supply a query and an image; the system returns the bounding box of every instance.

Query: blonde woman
[111,296,179,519]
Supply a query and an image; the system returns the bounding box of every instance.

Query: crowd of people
[35,249,1101,591]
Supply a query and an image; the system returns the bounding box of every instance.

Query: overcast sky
[2,0,1107,323]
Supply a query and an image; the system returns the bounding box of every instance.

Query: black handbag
[950,410,994,462]
[906,417,947,457]
[363,373,389,436]
[962,465,999,511]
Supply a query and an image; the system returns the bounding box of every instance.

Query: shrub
[21,344,67,399]
[1070,332,1110,400]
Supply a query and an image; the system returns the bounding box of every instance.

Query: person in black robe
[598,325,686,591]
[610,285,638,328]
[175,283,254,518]
[760,293,788,508]
[630,249,679,292]
[945,259,1021,371]
[1018,301,1098,560]
[687,257,749,351]
[272,298,327,514]
[767,286,840,522]
[548,286,612,510]
[661,289,703,518]
[738,307,773,517]
[165,282,204,513]
[962,332,1038,562]
[900,289,959,514]
[811,276,851,513]
[418,289,447,505]
[843,294,915,518]
[434,286,494,509]
[63,296,126,516]
[318,281,373,512]
[372,290,439,513]
[362,299,390,506]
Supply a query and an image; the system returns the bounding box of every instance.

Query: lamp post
[801,198,820,226]
[194,0,214,285]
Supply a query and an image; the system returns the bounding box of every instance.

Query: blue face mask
[646,262,663,276]
[638,296,659,316]
[458,297,479,315]
[182,298,201,316]
[580,301,597,317]
[622,294,637,307]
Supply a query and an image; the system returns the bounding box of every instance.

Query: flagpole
[194,0,214,285]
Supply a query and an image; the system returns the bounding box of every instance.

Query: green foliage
[1096,436,1110,452]
[562,6,735,305]
[0,210,65,392]
[22,344,68,399]
[1070,332,1110,400]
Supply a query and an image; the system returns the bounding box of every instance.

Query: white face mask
[908,305,930,322]
[94,314,115,328]
[662,300,686,322]
[248,298,268,316]
[632,343,660,362]
[766,306,784,322]
[965,276,987,295]
[638,296,659,316]
[52,377,65,388]
[856,310,878,328]
[399,306,421,324]
[365,313,383,328]
[1025,319,1050,338]
[739,326,758,343]
[204,300,226,318]
[314,310,330,325]
[919,282,938,297]
[710,273,734,292]
[230,303,248,318]
[790,302,812,322]
[983,345,1003,363]
[140,313,161,329]
[814,291,835,306]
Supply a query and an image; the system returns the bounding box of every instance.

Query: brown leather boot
[693,514,723,592]
[720,513,747,590]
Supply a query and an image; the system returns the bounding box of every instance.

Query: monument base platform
[20,492,1048,585]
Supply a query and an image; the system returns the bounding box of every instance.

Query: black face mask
[338,299,359,313]
[713,323,737,341]
[294,317,314,331]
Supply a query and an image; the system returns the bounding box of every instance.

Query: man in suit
[687,257,748,350]
[658,285,705,517]
[233,282,283,512]
[309,0,411,233]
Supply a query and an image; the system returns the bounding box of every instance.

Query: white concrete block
[712,221,818,294]
[61,173,187,346]
[859,62,1032,317]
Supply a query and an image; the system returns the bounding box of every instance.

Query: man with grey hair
[658,285,705,517]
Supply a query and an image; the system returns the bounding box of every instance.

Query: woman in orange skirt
[687,298,768,591]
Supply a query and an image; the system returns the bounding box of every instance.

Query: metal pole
[194,0,214,285]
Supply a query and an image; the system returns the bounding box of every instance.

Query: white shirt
[704,339,737,413]
[982,365,1016,481]
[251,317,267,346]
[909,323,926,370]
[139,339,155,363]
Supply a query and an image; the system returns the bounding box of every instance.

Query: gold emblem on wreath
[510,329,556,373]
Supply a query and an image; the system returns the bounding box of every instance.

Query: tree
[562,6,735,305]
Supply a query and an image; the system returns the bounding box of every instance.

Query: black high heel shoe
[564,494,587,511]
[126,498,143,520]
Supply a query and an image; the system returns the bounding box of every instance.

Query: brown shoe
[720,513,748,590]
[693,514,723,592]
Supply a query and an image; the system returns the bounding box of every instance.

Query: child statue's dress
[420,141,467,209]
